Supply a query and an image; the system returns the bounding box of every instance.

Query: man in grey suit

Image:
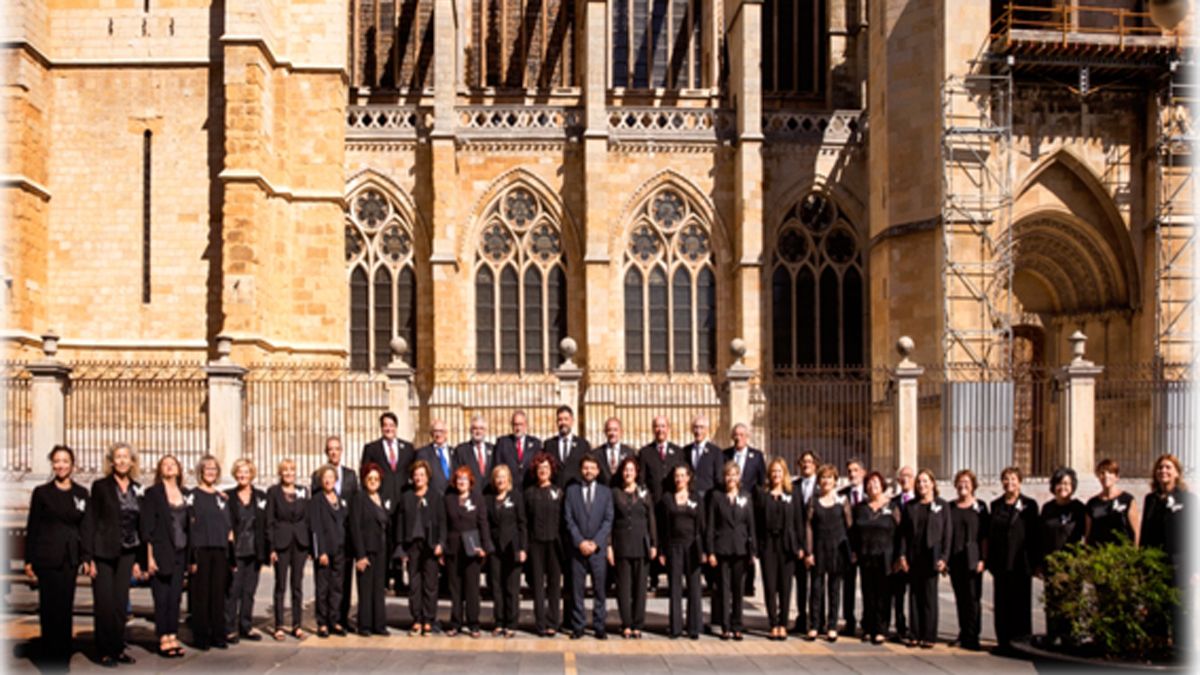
[564,454,614,640]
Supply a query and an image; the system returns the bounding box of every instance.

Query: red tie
[659,444,665,462]
[387,441,397,472]
[517,437,523,463]
[477,445,486,475]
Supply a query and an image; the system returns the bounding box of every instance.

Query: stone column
[1056,331,1103,473]
[28,333,71,476]
[384,337,416,442]
[555,337,583,423]
[724,338,753,440]
[206,336,247,470]
[891,336,924,473]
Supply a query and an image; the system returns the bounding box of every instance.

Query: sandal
[291,627,305,639]
[422,624,432,636]
[410,626,422,637]
[492,627,504,637]
[273,628,287,641]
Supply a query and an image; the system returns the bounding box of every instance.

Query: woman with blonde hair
[804,464,851,641]
[1141,453,1189,646]
[265,458,309,640]
[225,458,268,644]
[141,454,189,657]
[188,454,232,650]
[486,463,526,637]
[756,457,802,640]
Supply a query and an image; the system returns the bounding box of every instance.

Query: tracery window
[624,188,716,373]
[770,192,864,370]
[475,185,568,373]
[762,0,825,97]
[611,0,703,89]
[350,0,434,90]
[469,0,575,89]
[346,187,419,371]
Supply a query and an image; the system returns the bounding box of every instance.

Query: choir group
[23,406,1190,667]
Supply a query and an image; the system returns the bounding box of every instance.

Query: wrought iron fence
[3,362,32,474]
[1097,362,1194,478]
[64,361,209,477]
[420,367,562,443]
[244,366,392,484]
[583,370,725,447]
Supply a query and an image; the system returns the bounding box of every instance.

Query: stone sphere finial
[1148,0,1189,30]
[896,335,915,359]
[390,337,409,360]
[730,338,747,364]
[41,331,60,358]
[560,337,578,360]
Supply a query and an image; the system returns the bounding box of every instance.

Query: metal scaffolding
[940,73,1015,375]
[1155,69,1196,366]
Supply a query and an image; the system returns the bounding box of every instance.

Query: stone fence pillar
[891,336,924,473]
[206,335,246,471]
[725,338,753,441]
[555,337,583,423]
[28,332,71,476]
[384,337,416,442]
[1057,331,1103,474]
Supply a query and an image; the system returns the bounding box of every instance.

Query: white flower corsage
[257,498,267,510]
[736,495,748,508]
[133,484,146,498]
[931,502,943,514]
[782,494,793,504]
[638,487,648,499]
[1112,500,1127,513]
[74,496,86,512]
[503,497,514,509]
[464,499,476,512]
[385,499,392,511]
[686,499,698,510]
[1167,495,1184,513]
[1014,499,1025,512]
[549,489,560,501]
[184,493,194,507]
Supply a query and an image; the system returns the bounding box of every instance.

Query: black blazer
[754,487,803,558]
[226,486,270,566]
[707,489,757,557]
[523,483,564,544]
[723,446,767,492]
[361,437,415,504]
[545,434,591,487]
[265,484,310,552]
[638,441,684,504]
[25,481,89,570]
[486,490,527,560]
[310,465,359,505]
[949,498,989,572]
[454,441,498,492]
[394,489,446,555]
[140,483,189,574]
[81,475,145,563]
[610,486,657,559]
[684,440,724,495]
[657,491,707,565]
[350,491,392,558]
[416,444,457,497]
[494,433,544,490]
[898,498,953,574]
[595,442,638,488]
[987,494,1040,575]
[443,490,492,557]
[309,492,349,558]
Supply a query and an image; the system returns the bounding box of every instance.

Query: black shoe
[374,629,390,637]
[332,626,347,637]
[358,629,373,637]
[571,631,584,640]
[689,633,700,640]
[595,631,607,640]
[116,652,136,664]
[99,656,118,668]
[212,642,228,650]
[226,634,240,645]
[241,631,263,642]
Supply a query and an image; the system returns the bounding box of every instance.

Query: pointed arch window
[346,187,419,372]
[475,184,568,373]
[624,187,716,373]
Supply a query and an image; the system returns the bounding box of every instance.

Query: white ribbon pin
[735,495,747,508]
[686,499,698,510]
[931,502,942,514]
[74,496,86,512]
[782,494,792,504]
[257,498,267,510]
[464,499,476,513]
[1014,499,1025,512]
[296,487,306,498]
[637,488,648,500]
[184,493,194,507]
[549,489,559,501]
[133,484,145,498]
[385,499,392,511]
[503,497,514,509]
[1113,500,1127,513]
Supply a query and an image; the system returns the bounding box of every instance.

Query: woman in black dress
[24,445,89,664]
[444,466,491,637]
[1085,458,1138,547]
[708,461,756,641]
[189,454,232,650]
[987,465,1039,653]
[756,457,803,641]
[1038,466,1087,645]
[658,464,705,640]
[851,470,899,645]
[486,464,526,637]
[310,463,349,638]
[804,464,851,642]
[225,458,268,644]
[82,442,146,667]
[1141,453,1189,646]
[142,454,189,658]
[948,469,987,651]
[608,456,656,639]
[265,458,309,640]
[897,469,951,649]
[351,463,392,636]
[396,460,444,636]
[524,453,564,637]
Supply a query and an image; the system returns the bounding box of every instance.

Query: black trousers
[406,540,439,625]
[356,550,388,632]
[226,556,260,635]
[909,569,939,643]
[190,547,228,648]
[34,563,78,657]
[569,551,607,633]
[948,558,982,646]
[808,569,841,633]
[527,539,562,633]
[859,555,891,637]
[615,556,648,631]
[150,548,186,637]
[93,552,135,658]
[666,546,702,637]
[447,553,482,631]
[760,542,794,628]
[341,546,355,628]
[891,570,910,638]
[992,570,1032,647]
[716,554,750,633]
[272,546,306,629]
[793,562,809,631]
[842,560,858,632]
[489,548,522,629]
[314,551,346,629]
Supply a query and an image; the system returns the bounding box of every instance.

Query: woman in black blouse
[189,454,232,651]
[351,463,392,636]
[82,441,146,667]
[658,464,705,640]
[948,469,987,651]
[708,461,756,641]
[1038,466,1087,644]
[24,445,89,664]
[1085,458,1138,547]
[310,463,349,638]
[896,469,951,649]
[756,458,803,641]
[805,464,851,642]
[486,464,526,637]
[987,465,1039,653]
[607,457,656,639]
[1141,453,1189,646]
[444,466,491,637]
[225,458,268,644]
[851,471,899,646]
[265,459,309,640]
[524,453,564,637]
[142,454,189,658]
[396,460,444,636]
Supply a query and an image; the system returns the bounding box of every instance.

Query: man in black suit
[415,419,456,497]
[545,405,590,488]
[563,455,614,639]
[596,416,637,488]
[454,415,496,494]
[360,412,413,595]
[684,414,723,497]
[792,450,818,634]
[638,415,682,594]
[494,410,543,491]
[723,424,766,492]
[837,456,867,637]
[889,465,916,643]
[313,436,359,630]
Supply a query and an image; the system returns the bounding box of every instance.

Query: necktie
[477,444,486,475]
[852,489,861,505]
[438,447,449,479]
[737,451,745,473]
[561,436,570,462]
[659,444,666,462]
[610,446,619,473]
[693,443,702,469]
[585,483,593,510]
[517,436,524,463]
[387,441,397,472]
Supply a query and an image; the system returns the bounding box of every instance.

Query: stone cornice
[220,34,348,80]
[1,174,51,201]
[2,40,206,68]
[218,169,346,205]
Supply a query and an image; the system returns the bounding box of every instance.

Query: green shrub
[1042,537,1180,662]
